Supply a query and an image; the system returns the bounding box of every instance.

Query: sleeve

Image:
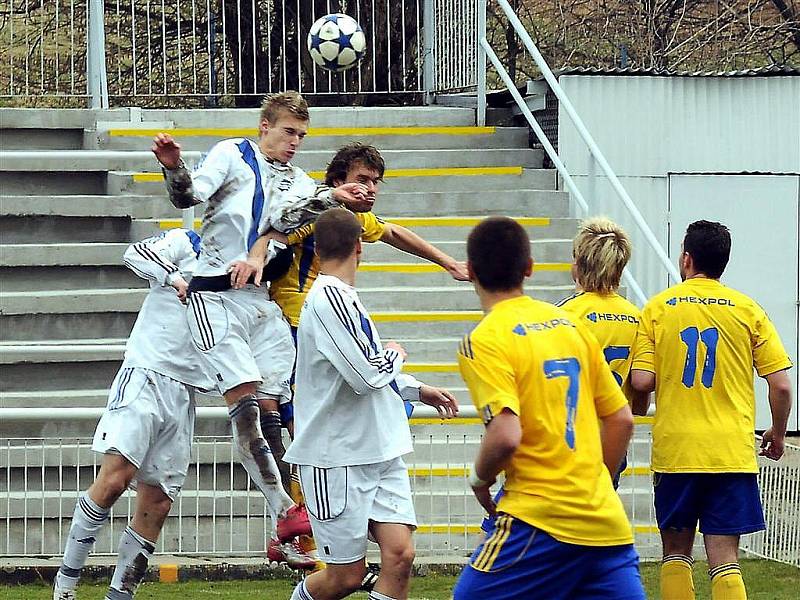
[394,373,422,402]
[268,170,339,233]
[287,222,315,245]
[123,229,195,286]
[162,141,233,209]
[752,306,793,377]
[631,303,656,373]
[309,286,404,395]
[457,329,519,424]
[358,212,387,243]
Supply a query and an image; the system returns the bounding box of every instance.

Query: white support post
[477,0,487,126]
[87,0,109,108]
[422,0,435,103]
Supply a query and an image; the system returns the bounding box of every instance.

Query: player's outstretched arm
[760,369,793,461]
[418,385,459,419]
[380,223,468,281]
[229,230,291,289]
[123,229,194,303]
[311,287,405,394]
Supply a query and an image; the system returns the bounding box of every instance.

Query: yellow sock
[661,554,695,600]
[709,562,746,600]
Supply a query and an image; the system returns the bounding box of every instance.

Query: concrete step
[111,168,557,195]
[0,148,544,174]
[0,195,184,219]
[96,127,531,152]
[0,215,134,244]
[0,284,574,315]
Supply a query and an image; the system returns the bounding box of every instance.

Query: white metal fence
[0,0,482,105]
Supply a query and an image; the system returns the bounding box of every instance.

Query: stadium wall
[556,73,800,432]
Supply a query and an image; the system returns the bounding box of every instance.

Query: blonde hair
[260,91,309,124]
[573,216,632,294]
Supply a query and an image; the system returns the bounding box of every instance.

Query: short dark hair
[314,208,362,261]
[467,217,531,292]
[683,220,731,279]
[325,143,385,187]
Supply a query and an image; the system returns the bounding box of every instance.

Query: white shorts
[298,457,417,565]
[187,286,295,401]
[92,367,196,500]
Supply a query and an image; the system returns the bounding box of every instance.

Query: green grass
[2,560,797,599]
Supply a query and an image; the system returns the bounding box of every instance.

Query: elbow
[630,370,655,393]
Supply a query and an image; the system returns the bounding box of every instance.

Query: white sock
[290,578,316,600]
[56,494,110,590]
[369,591,397,600]
[229,398,294,521]
[105,526,155,598]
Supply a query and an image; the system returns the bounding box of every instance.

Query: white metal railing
[2,0,480,105]
[477,0,681,306]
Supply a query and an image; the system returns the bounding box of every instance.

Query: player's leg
[186,291,296,529]
[104,483,170,600]
[257,396,291,493]
[699,474,765,600]
[654,473,700,600]
[368,522,415,599]
[54,368,150,598]
[578,543,646,600]
[292,463,375,599]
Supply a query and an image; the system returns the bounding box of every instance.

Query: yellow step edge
[372,311,483,322]
[404,363,458,373]
[359,262,569,273]
[620,466,652,477]
[409,417,483,426]
[159,564,179,583]
[409,466,654,478]
[158,216,550,230]
[108,126,496,137]
[135,165,523,183]
[634,416,654,425]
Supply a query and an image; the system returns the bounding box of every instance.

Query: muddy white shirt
[285,274,418,468]
[122,228,213,389]
[163,138,336,278]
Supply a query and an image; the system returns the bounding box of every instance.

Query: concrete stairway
[0,106,660,560]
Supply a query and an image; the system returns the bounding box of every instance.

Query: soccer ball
[307,14,366,72]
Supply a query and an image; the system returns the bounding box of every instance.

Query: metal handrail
[478,0,681,304]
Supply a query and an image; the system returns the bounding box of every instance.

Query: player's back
[459,295,633,547]
[558,291,640,386]
[634,278,792,473]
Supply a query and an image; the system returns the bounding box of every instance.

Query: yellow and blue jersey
[458,295,634,547]
[557,291,641,387]
[270,211,385,326]
[632,278,792,473]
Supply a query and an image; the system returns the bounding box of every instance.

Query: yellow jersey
[270,211,386,326]
[632,278,792,473]
[557,291,641,387]
[458,295,634,547]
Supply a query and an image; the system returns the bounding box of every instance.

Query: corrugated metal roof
[547,64,800,78]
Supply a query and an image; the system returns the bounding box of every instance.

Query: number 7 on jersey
[543,358,581,450]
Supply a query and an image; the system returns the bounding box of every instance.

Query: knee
[383,544,415,576]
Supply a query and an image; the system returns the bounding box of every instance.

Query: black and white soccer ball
[307,14,366,72]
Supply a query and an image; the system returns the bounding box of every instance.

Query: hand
[419,385,459,419]
[384,341,407,361]
[471,483,497,517]
[760,427,785,461]
[334,183,374,212]
[444,260,469,282]
[152,133,182,170]
[228,258,263,289]
[171,276,189,304]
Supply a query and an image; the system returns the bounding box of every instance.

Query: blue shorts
[455,515,645,600]
[654,472,765,535]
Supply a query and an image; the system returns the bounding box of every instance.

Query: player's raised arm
[152,134,233,209]
[309,285,405,394]
[124,229,199,302]
[380,222,469,281]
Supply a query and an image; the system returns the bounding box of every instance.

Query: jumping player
[631,220,794,600]
[53,229,211,600]
[453,217,645,600]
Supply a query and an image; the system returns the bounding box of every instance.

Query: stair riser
[0,216,133,244]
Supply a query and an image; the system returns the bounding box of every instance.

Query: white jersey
[122,228,213,389]
[163,138,336,278]
[285,274,420,468]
